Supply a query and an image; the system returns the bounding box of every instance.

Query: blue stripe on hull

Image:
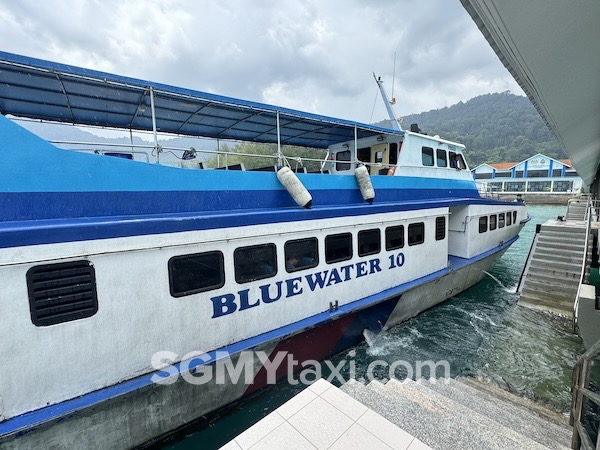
[0,197,507,249]
[0,187,479,222]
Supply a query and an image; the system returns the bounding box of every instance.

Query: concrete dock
[219,378,430,450]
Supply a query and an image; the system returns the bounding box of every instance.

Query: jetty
[221,377,571,449]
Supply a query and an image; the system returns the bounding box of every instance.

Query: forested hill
[387,92,566,167]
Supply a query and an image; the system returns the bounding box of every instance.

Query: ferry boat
[0,51,528,448]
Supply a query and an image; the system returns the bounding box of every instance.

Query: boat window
[408,222,425,246]
[285,238,319,273]
[436,149,447,167]
[169,251,225,297]
[234,244,277,283]
[27,260,99,326]
[512,211,517,223]
[507,211,512,226]
[479,216,488,233]
[435,217,446,241]
[421,147,434,166]
[325,233,353,263]
[336,150,352,171]
[357,147,371,163]
[385,225,404,250]
[389,143,398,165]
[358,229,381,256]
[498,213,505,228]
[457,154,467,170]
[490,215,497,231]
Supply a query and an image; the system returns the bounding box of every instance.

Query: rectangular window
[357,147,371,163]
[421,147,434,166]
[513,211,517,223]
[169,251,225,297]
[435,216,446,241]
[336,150,351,171]
[389,143,398,165]
[408,222,425,246]
[475,173,493,179]
[285,238,319,273]
[490,215,497,230]
[506,212,512,226]
[325,233,352,263]
[498,213,505,228]
[234,244,277,283]
[436,149,447,167]
[358,229,381,256]
[385,225,404,250]
[479,216,488,233]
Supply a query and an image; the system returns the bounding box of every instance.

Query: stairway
[518,223,592,316]
[340,377,572,450]
[565,199,588,221]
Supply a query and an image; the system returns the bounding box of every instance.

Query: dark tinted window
[357,147,371,163]
[285,238,319,273]
[408,222,425,246]
[325,233,352,263]
[506,212,512,226]
[336,150,351,171]
[435,217,446,241]
[169,251,225,297]
[385,225,404,250]
[498,213,505,228]
[422,147,434,166]
[234,244,277,283]
[479,216,488,233]
[358,229,381,256]
[513,211,517,223]
[490,215,497,231]
[436,149,447,167]
[389,143,398,165]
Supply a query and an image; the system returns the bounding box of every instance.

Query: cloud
[0,0,523,124]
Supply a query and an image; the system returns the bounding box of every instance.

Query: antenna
[391,52,396,104]
[372,73,402,132]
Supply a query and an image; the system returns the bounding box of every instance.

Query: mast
[373,72,402,131]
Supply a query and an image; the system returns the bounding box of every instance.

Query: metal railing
[573,198,594,330]
[475,181,501,199]
[570,337,600,449]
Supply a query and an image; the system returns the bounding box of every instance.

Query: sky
[0,0,523,125]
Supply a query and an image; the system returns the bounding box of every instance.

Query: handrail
[50,139,328,168]
[570,337,600,449]
[572,197,593,331]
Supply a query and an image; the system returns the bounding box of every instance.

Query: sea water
[162,204,586,449]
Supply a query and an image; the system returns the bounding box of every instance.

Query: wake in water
[481,270,517,293]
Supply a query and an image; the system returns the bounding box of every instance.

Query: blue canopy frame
[0,51,403,149]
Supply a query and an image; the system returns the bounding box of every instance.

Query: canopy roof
[461,0,600,186]
[0,51,402,149]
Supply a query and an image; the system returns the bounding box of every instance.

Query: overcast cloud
[0,0,523,124]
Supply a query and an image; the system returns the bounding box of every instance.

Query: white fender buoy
[355,165,375,204]
[277,166,313,209]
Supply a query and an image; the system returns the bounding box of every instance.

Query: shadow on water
[162,204,588,449]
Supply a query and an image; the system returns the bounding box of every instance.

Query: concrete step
[535,239,586,251]
[518,293,574,316]
[375,378,550,450]
[521,277,578,294]
[418,378,571,449]
[523,273,580,290]
[458,378,572,428]
[521,283,576,306]
[534,240,586,253]
[533,250,585,265]
[526,266,582,282]
[529,259,581,274]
